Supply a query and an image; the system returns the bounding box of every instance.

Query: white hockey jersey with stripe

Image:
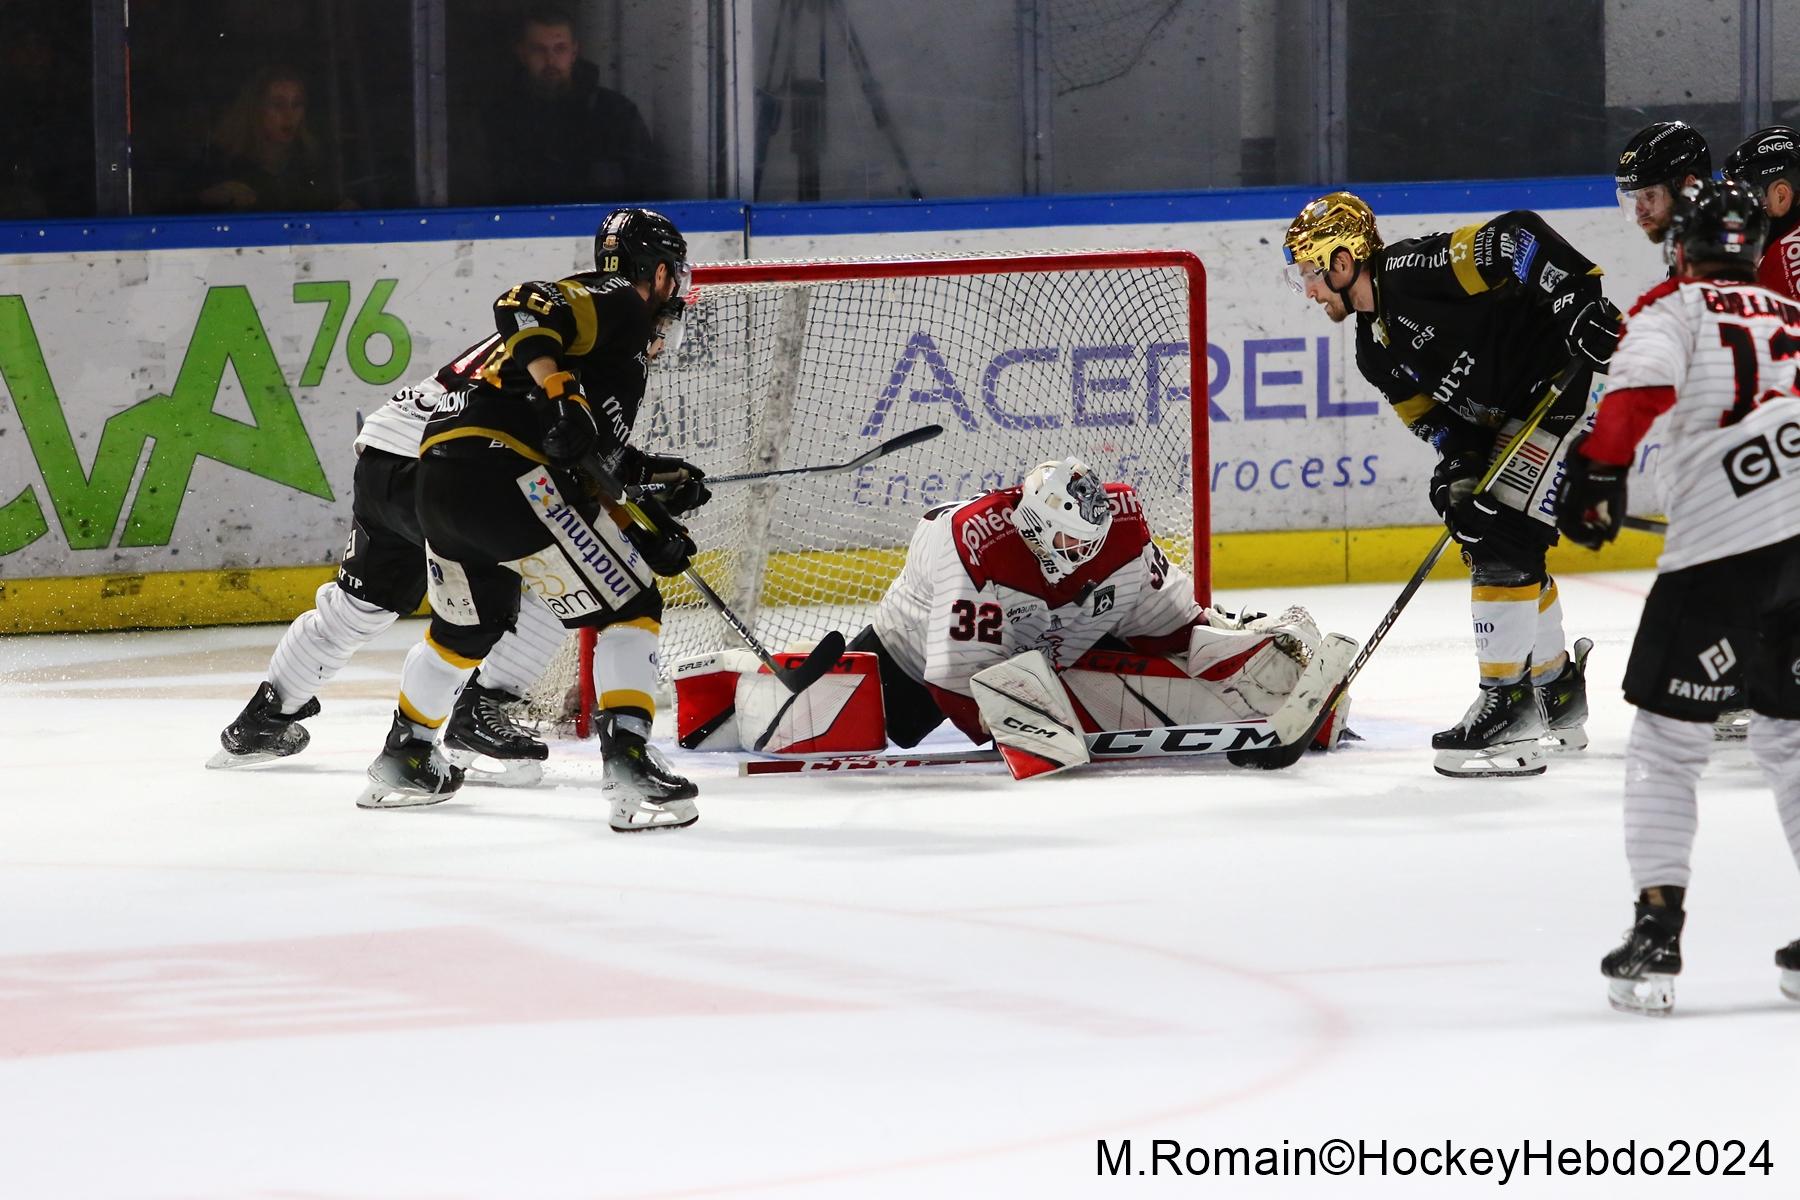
[1601,276,1800,572]
[872,483,1203,698]
[353,376,450,459]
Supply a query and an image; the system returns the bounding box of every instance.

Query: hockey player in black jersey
[360,207,709,830]
[1283,192,1614,776]
[1614,120,1712,245]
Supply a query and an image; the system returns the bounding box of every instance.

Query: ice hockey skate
[358,711,465,809]
[1602,900,1684,1016]
[1714,709,1752,741]
[1432,679,1547,777]
[1536,637,1592,753]
[208,683,321,768]
[1777,940,1800,1002]
[442,680,549,788]
[597,712,698,833]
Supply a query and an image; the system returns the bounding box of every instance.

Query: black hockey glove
[1565,296,1623,373]
[1555,433,1627,550]
[620,447,712,516]
[532,371,598,464]
[622,494,697,577]
[1428,451,1483,518]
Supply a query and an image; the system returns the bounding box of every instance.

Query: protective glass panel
[130,0,415,214]
[0,4,95,218]
[444,0,707,205]
[1603,0,1744,177]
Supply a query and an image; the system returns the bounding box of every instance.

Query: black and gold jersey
[421,271,655,464]
[1353,210,1604,451]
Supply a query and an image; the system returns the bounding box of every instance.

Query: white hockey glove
[1187,606,1322,717]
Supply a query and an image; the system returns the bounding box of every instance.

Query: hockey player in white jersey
[208,372,570,784]
[845,458,1353,776]
[1556,180,1800,1015]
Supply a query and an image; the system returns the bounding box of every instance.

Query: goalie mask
[1011,457,1112,581]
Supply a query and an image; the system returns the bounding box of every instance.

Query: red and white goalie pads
[673,650,886,754]
[1060,605,1325,729]
[967,651,1090,780]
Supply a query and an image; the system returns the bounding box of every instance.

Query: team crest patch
[1090,584,1116,616]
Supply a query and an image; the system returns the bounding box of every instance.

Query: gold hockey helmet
[1282,191,1382,292]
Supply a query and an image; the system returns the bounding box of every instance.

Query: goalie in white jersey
[850,457,1351,775]
[1555,179,1800,1015]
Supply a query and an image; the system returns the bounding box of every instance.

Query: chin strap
[1331,256,1365,309]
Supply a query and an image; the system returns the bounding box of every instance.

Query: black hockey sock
[1639,885,1686,914]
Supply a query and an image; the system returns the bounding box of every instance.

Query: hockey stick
[740,717,1284,775]
[1622,513,1667,533]
[1257,359,1591,770]
[580,453,846,695]
[639,424,944,492]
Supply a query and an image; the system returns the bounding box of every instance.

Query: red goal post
[536,249,1209,734]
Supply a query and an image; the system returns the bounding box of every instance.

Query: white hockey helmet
[1011,457,1112,580]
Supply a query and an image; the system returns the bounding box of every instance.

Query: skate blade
[206,747,283,769]
[444,748,545,789]
[1713,719,1750,743]
[1539,727,1589,753]
[1433,743,1547,778]
[1781,969,1800,1003]
[357,777,459,809]
[608,795,700,833]
[1607,974,1675,1016]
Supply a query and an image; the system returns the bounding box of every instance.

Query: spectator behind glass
[472,4,661,206]
[195,65,348,212]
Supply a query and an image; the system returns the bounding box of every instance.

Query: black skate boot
[358,711,465,809]
[208,682,321,769]
[1536,637,1592,753]
[1776,939,1800,1002]
[443,681,549,788]
[597,711,698,833]
[1602,889,1685,1015]
[1432,678,1547,777]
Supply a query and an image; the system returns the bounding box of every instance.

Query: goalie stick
[1257,358,1590,770]
[579,453,846,696]
[739,717,1284,775]
[639,424,944,492]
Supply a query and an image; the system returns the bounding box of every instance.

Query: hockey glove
[1428,451,1483,519]
[533,371,598,464]
[622,495,697,577]
[1555,433,1627,550]
[1565,296,1623,372]
[620,447,712,516]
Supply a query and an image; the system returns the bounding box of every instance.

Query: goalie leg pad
[970,652,1090,781]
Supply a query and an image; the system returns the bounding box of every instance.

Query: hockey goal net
[527,249,1208,732]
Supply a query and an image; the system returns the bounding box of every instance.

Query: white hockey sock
[593,619,661,719]
[1749,716,1800,873]
[267,582,399,713]
[1472,583,1537,685]
[1624,710,1714,891]
[396,635,478,738]
[476,589,569,698]
[1531,579,1569,683]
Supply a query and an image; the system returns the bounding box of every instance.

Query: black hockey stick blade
[772,630,846,695]
[643,425,946,491]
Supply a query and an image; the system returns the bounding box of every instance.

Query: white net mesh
[524,250,1206,727]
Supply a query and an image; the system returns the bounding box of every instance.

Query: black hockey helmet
[1723,125,1800,192]
[594,207,688,285]
[1616,121,1712,191]
[1667,178,1769,273]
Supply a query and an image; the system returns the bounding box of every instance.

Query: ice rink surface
[3,570,1795,1199]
